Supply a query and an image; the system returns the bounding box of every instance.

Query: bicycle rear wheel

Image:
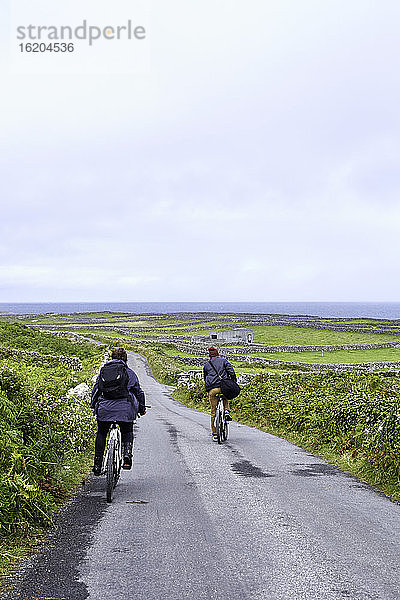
[216,405,223,444]
[106,438,116,503]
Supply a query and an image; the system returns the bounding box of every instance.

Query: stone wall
[176,370,258,387]
[176,365,400,388]
[224,341,400,353]
[35,315,400,337]
[0,346,83,370]
[226,355,400,373]
[40,330,98,344]
[166,340,400,355]
[173,352,400,373]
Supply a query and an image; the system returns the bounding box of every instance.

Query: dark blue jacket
[203,356,237,392]
[91,360,146,422]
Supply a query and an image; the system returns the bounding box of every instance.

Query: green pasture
[248,346,400,364]
[162,347,202,358]
[150,320,240,331]
[133,317,208,326]
[340,319,384,324]
[171,324,400,344]
[26,311,122,322]
[249,325,399,345]
[70,329,132,339]
[62,321,147,327]
[166,323,400,345]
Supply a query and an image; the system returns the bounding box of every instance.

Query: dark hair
[111,347,127,362]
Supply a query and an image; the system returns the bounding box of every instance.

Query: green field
[71,329,132,338]
[246,347,400,364]
[170,324,400,344]
[250,325,399,345]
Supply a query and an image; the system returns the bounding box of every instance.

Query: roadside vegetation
[0,321,104,582]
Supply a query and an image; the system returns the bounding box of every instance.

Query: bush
[231,372,400,482]
[0,324,103,537]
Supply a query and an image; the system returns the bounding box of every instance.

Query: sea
[1,302,400,319]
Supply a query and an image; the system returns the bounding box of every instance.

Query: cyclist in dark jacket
[203,347,236,441]
[91,347,146,475]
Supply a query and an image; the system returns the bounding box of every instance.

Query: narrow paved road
[4,352,400,600]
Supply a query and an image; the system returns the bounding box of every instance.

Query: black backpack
[98,360,129,399]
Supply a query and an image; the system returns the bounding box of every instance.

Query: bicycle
[102,408,150,503]
[215,394,228,444]
[103,422,132,503]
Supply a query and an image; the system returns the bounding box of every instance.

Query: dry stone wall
[0,346,83,370]
[167,340,400,355]
[228,355,400,372]
[177,370,258,387]
[174,352,400,373]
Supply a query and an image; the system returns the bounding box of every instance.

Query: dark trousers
[95,421,134,456]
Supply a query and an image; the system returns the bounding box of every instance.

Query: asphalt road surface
[4,352,400,600]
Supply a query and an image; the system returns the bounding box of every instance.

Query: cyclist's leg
[119,421,134,469]
[222,396,232,420]
[93,421,111,475]
[209,387,221,436]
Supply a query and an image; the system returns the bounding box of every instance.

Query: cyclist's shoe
[93,455,103,476]
[122,456,132,470]
[212,434,218,442]
[225,410,233,421]
[122,442,133,470]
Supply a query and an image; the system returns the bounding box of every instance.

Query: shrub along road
[3,352,400,600]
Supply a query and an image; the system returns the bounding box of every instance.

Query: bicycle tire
[217,405,224,444]
[114,435,122,485]
[106,438,116,503]
[215,406,221,444]
[222,418,228,441]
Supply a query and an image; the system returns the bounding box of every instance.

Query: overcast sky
[1,0,400,302]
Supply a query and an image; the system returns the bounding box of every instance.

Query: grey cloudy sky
[1,0,400,302]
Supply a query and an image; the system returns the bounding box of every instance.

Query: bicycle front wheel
[222,418,228,441]
[106,438,116,503]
